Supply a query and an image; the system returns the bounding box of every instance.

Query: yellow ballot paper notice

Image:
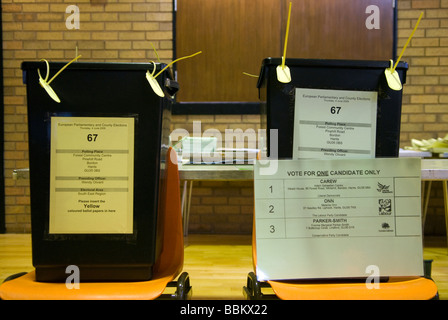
[254,158,423,280]
[49,117,135,234]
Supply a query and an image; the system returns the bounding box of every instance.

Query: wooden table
[12,159,448,244]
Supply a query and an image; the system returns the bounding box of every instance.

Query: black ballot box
[257,58,408,159]
[21,61,177,282]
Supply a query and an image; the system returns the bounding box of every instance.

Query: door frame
[0,5,6,233]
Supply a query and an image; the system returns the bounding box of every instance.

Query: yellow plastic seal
[146,61,165,98]
[37,55,81,103]
[384,60,402,91]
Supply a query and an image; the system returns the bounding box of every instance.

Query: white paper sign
[49,117,135,234]
[293,88,377,159]
[254,158,423,280]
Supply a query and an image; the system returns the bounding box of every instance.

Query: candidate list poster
[254,158,423,280]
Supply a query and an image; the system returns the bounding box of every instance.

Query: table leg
[443,180,448,249]
[181,180,193,236]
[181,180,187,217]
[186,181,193,236]
[422,181,432,230]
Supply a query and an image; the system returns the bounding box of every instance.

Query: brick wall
[398,0,448,144]
[398,0,448,235]
[2,0,173,232]
[2,0,448,235]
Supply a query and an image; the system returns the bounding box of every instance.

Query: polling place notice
[254,158,423,280]
[49,117,135,234]
[293,88,377,159]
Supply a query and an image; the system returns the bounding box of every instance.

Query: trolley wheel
[243,272,263,300]
[2,272,28,283]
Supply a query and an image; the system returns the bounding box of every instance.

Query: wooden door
[175,0,281,102]
[175,0,395,102]
[282,0,395,60]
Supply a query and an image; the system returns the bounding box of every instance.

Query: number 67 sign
[293,88,378,160]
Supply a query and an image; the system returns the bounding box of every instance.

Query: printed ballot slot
[22,61,176,282]
[257,59,408,159]
[254,158,424,281]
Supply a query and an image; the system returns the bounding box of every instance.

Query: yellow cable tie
[48,55,82,85]
[281,2,292,70]
[242,72,259,78]
[150,42,161,63]
[392,12,423,73]
[152,51,202,79]
[37,59,50,83]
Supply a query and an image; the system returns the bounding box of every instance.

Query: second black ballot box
[257,58,408,159]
